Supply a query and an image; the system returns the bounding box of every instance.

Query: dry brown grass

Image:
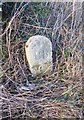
[0,1,83,119]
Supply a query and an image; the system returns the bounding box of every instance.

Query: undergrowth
[0,1,83,119]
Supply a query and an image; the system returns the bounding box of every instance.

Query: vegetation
[0,2,83,119]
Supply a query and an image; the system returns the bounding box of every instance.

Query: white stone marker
[25,35,52,76]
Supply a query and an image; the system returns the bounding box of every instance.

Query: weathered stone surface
[25,35,52,76]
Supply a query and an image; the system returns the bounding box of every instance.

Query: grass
[0,1,83,119]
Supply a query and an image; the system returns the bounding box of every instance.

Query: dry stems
[0,1,83,119]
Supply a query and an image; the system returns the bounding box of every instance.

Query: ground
[0,2,83,119]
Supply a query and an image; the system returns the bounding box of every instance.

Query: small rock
[19,83,35,91]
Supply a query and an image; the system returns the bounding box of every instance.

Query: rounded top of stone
[25,35,51,47]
